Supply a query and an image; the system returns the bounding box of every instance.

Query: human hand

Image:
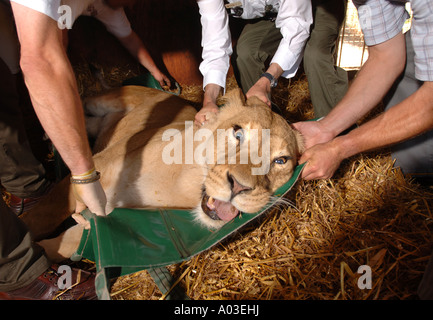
[152,70,171,89]
[151,69,171,88]
[292,120,335,150]
[246,80,271,107]
[194,101,219,127]
[298,139,343,180]
[71,169,109,217]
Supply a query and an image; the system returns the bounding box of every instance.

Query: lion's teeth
[207,196,216,209]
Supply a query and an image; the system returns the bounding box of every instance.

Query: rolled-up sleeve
[10,0,62,21]
[93,6,132,39]
[197,0,233,91]
[271,0,312,78]
[352,0,408,46]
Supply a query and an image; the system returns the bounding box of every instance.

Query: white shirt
[197,0,312,90]
[11,0,132,38]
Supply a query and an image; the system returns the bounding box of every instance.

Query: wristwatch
[260,72,278,88]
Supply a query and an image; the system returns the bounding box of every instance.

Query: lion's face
[194,90,304,229]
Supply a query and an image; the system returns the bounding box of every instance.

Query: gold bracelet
[70,171,101,184]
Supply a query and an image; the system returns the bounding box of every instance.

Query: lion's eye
[233,125,244,141]
[274,156,291,165]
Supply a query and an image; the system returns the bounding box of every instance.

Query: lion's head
[194,89,304,229]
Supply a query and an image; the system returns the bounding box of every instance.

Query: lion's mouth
[201,193,240,222]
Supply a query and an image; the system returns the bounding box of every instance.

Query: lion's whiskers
[267,195,299,214]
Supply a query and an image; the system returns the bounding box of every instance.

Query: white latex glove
[71,168,108,217]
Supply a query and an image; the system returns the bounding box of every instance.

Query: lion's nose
[228,173,252,197]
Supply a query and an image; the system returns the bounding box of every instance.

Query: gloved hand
[70,168,109,229]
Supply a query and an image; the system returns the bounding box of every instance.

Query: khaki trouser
[231,18,282,93]
[303,0,348,118]
[231,0,348,119]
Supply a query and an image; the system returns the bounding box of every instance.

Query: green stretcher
[63,73,304,300]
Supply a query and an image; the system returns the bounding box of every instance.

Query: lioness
[21,86,303,260]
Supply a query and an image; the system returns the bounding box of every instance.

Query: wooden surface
[68,0,204,85]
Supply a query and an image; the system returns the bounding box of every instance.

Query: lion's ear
[294,129,305,156]
[222,88,246,106]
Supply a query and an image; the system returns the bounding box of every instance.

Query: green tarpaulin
[71,164,304,300]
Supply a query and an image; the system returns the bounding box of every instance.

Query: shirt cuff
[202,69,227,92]
[271,47,302,79]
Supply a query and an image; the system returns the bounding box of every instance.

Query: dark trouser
[0,1,50,198]
[303,0,348,118]
[418,249,433,299]
[0,198,50,291]
[0,1,51,292]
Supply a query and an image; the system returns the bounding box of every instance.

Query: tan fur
[21,86,303,259]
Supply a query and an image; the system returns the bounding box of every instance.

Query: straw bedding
[110,152,433,300]
[4,60,432,300]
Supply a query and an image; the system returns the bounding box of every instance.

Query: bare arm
[11,3,93,175]
[11,3,108,216]
[294,32,407,150]
[336,81,433,160]
[319,32,407,138]
[118,31,171,87]
[295,32,419,180]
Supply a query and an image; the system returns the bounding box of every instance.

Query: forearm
[11,2,94,175]
[203,83,223,106]
[118,31,159,74]
[320,32,406,138]
[335,81,433,159]
[21,53,94,175]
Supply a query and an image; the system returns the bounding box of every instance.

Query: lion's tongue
[208,197,239,221]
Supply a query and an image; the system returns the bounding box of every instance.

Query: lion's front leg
[37,224,85,262]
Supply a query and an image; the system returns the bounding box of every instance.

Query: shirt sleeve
[408,0,433,81]
[271,0,312,78]
[352,0,408,46]
[93,0,132,39]
[197,0,233,91]
[353,0,433,82]
[10,0,61,21]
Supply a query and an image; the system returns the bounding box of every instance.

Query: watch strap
[260,72,277,88]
